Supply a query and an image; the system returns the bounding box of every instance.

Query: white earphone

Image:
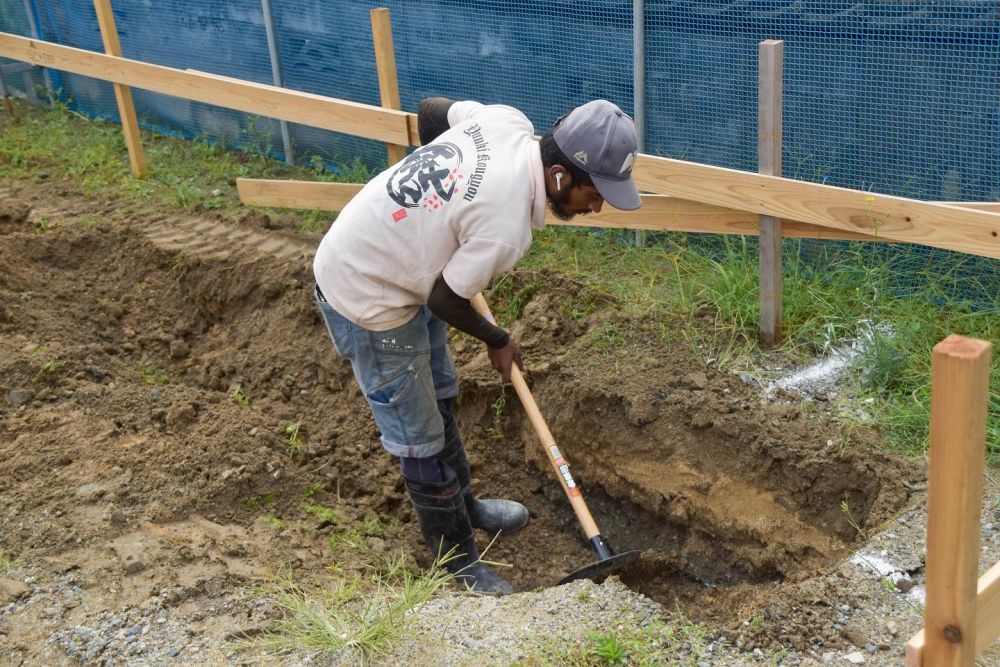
[555,172,563,190]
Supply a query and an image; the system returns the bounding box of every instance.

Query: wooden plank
[974,560,1000,655]
[236,178,359,211]
[234,179,1000,254]
[943,202,1000,211]
[905,560,1000,663]
[235,178,889,240]
[370,8,407,165]
[92,0,146,177]
[631,154,1000,259]
[0,31,413,145]
[406,112,421,146]
[758,39,783,348]
[905,628,926,666]
[923,335,992,667]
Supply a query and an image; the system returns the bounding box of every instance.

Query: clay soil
[0,177,973,665]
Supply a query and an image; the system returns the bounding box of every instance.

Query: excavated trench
[452,364,912,624]
[0,200,920,633]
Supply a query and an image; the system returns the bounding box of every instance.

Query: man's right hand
[487,339,524,384]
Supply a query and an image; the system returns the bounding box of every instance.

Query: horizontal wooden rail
[633,154,1000,259]
[977,561,1000,655]
[906,559,1000,662]
[235,178,1000,246]
[5,30,1000,258]
[235,178,884,241]
[0,32,415,145]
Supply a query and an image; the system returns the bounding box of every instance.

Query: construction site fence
[1,0,999,308]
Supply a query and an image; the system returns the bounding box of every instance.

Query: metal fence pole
[261,0,294,165]
[633,0,646,248]
[758,40,784,347]
[21,0,54,105]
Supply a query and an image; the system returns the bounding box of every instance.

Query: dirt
[0,176,997,666]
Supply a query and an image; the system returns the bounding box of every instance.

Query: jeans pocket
[331,325,352,359]
[365,356,442,450]
[316,299,353,359]
[366,363,417,406]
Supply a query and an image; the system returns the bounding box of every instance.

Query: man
[313,97,641,594]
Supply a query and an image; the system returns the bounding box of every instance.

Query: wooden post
[370,8,407,164]
[93,0,146,177]
[758,39,783,347]
[907,335,992,667]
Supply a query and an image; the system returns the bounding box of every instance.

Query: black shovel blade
[556,550,641,586]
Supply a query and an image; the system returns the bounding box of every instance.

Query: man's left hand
[487,339,524,384]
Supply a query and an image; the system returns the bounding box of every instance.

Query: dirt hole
[0,216,921,635]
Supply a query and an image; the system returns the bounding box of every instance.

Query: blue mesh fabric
[1,0,998,306]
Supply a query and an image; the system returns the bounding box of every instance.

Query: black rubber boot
[403,465,515,595]
[438,401,529,535]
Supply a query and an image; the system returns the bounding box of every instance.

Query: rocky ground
[0,177,998,666]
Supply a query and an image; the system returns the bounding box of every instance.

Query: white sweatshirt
[313,101,547,331]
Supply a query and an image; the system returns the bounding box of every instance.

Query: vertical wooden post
[370,8,407,165]
[911,335,991,667]
[93,0,146,177]
[758,40,783,347]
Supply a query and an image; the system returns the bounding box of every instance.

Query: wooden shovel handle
[471,292,601,539]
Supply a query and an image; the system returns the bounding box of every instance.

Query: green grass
[232,386,250,406]
[518,614,712,666]
[0,552,20,574]
[138,360,169,385]
[281,421,306,453]
[0,100,374,234]
[302,502,341,527]
[329,516,398,552]
[245,493,278,510]
[241,554,455,664]
[32,358,64,383]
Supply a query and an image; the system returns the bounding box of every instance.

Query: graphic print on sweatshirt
[386,142,465,216]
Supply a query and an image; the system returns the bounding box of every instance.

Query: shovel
[471,293,641,585]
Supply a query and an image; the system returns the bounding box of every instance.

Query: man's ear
[548,166,569,191]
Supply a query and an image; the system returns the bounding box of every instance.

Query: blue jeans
[315,286,459,458]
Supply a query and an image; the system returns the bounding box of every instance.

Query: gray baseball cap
[552,100,642,211]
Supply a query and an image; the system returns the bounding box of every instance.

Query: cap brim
[592,175,642,211]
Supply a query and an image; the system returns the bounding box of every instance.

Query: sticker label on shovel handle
[550,445,581,495]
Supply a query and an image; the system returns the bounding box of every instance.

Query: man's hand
[487,339,524,384]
